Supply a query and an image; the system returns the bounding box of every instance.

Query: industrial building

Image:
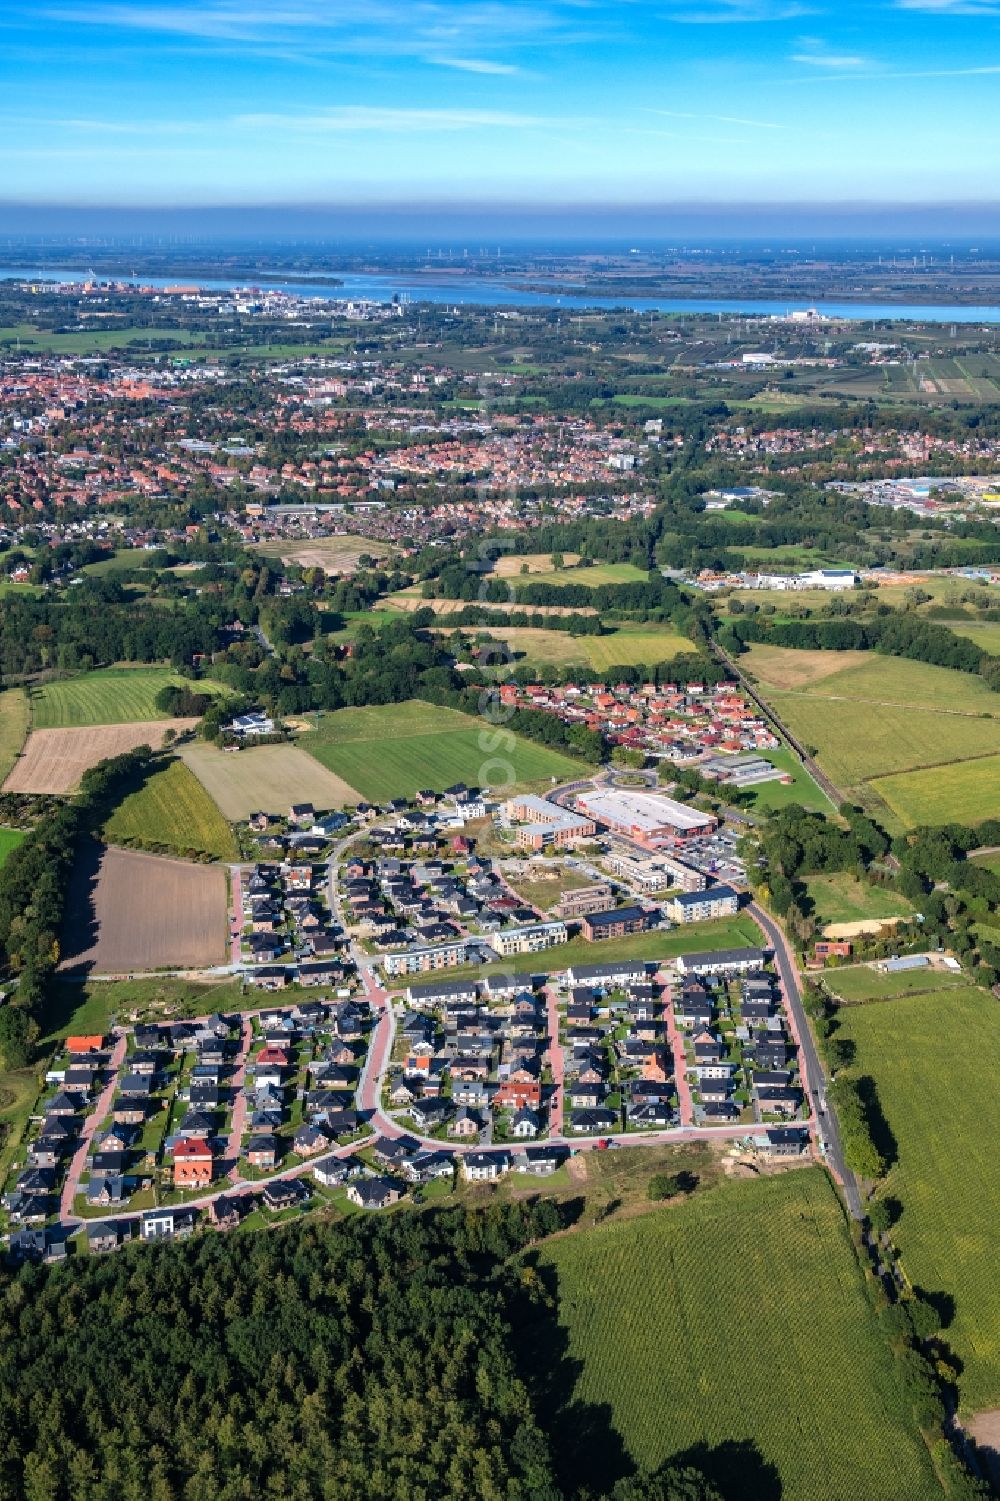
[576,788,716,849]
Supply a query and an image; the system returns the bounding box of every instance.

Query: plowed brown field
[59,844,227,974]
[3,720,198,794]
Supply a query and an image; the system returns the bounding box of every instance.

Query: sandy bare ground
[822,917,907,938]
[255,535,390,575]
[969,1410,1000,1490]
[60,844,227,974]
[2,720,198,794]
[180,740,361,820]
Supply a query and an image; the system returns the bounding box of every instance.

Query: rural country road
[748,900,862,1219]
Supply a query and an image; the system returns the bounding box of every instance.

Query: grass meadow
[533,1169,938,1501]
[299,698,588,802]
[30,668,227,728]
[803,872,913,928]
[0,689,29,784]
[835,986,1000,1414]
[872,753,1000,828]
[0,827,26,869]
[104,757,238,861]
[466,622,698,671]
[822,964,966,1003]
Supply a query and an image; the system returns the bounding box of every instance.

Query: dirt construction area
[59,844,228,973]
[180,740,361,819]
[3,720,198,794]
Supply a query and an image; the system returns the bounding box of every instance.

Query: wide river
[2,266,999,323]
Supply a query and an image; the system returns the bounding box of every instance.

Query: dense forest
[0,1201,723,1501]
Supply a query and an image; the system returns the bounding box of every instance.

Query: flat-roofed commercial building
[489,920,568,957]
[602,847,706,893]
[580,905,653,942]
[506,795,596,851]
[666,886,739,924]
[576,789,715,849]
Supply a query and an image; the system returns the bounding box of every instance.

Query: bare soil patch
[60,844,227,974]
[3,720,197,794]
[823,917,907,938]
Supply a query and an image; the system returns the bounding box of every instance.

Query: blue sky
[1,0,999,206]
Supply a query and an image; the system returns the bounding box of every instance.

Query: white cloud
[791,50,868,66]
[664,0,814,22]
[647,107,784,127]
[233,106,564,131]
[428,56,522,74]
[895,0,1000,12]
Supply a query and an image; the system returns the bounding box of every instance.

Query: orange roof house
[172,1137,214,1188]
[66,1035,105,1055]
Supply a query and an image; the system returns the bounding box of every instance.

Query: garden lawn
[31,667,228,728]
[533,1170,938,1501]
[299,698,588,801]
[739,747,833,813]
[835,988,1000,1414]
[104,757,238,861]
[0,689,28,783]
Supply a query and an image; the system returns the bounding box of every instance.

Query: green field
[470,623,698,671]
[872,753,1000,828]
[823,963,966,1003]
[0,689,28,783]
[835,987,1000,1413]
[534,1170,938,1501]
[767,692,1000,798]
[31,668,227,728]
[299,698,588,801]
[104,757,238,861]
[740,747,834,813]
[804,872,914,928]
[41,975,247,1044]
[509,561,650,589]
[0,1069,42,1189]
[384,914,763,989]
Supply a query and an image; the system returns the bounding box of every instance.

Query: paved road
[60,1031,128,1219]
[748,900,862,1219]
[224,1016,254,1179]
[543,984,565,1135]
[659,973,694,1126]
